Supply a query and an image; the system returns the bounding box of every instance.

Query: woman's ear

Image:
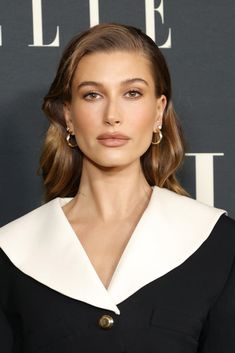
[154,94,167,129]
[63,102,74,132]
[154,113,163,130]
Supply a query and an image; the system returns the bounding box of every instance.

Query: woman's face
[64,51,166,169]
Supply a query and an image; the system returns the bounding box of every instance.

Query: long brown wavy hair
[40,23,188,202]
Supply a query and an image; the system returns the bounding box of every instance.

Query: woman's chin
[84,155,139,170]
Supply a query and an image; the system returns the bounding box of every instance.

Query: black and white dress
[0,186,235,353]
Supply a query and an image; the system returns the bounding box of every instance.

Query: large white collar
[0,186,226,315]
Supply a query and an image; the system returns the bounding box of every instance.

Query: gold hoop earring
[151,127,163,145]
[66,127,77,148]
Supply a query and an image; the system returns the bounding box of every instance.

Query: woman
[0,23,234,353]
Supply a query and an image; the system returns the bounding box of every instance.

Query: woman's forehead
[72,51,154,86]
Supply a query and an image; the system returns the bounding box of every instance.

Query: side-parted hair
[40,23,188,202]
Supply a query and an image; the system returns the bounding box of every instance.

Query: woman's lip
[97,138,130,147]
[97,133,130,139]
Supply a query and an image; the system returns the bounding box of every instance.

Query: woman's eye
[125,90,142,98]
[83,92,101,100]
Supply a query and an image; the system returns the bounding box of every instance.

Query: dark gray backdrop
[0,0,234,226]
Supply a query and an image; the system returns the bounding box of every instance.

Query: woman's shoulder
[153,186,235,248]
[156,186,227,215]
[1,199,56,233]
[154,186,229,225]
[209,212,235,243]
[0,198,64,254]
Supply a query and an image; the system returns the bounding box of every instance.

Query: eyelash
[83,91,100,100]
[82,90,143,100]
[125,90,142,98]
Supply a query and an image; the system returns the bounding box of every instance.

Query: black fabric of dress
[0,214,235,353]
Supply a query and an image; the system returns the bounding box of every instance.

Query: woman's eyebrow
[76,78,149,90]
[121,78,149,86]
[76,81,101,90]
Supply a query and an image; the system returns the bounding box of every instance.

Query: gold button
[98,314,114,329]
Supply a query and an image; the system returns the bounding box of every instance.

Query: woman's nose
[105,118,121,126]
[103,99,121,125]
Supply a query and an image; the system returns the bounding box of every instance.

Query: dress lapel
[0,186,226,315]
[108,187,226,304]
[0,197,120,314]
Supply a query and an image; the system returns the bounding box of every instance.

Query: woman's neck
[63,158,153,223]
